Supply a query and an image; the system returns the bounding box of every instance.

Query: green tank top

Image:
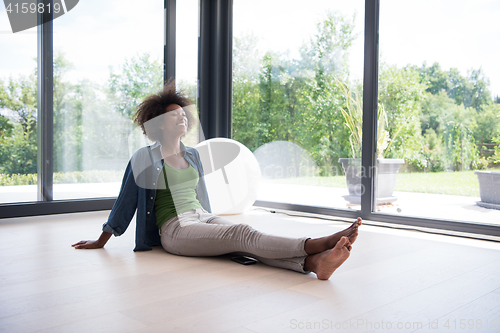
[155,163,203,229]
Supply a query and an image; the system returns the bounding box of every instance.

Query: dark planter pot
[475,171,500,210]
[338,158,405,205]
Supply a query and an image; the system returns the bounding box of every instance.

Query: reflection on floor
[1,209,500,333]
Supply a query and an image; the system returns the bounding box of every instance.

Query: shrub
[0,170,123,186]
[472,157,489,170]
[489,134,500,166]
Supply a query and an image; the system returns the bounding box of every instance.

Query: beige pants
[159,209,309,273]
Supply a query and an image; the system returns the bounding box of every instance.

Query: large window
[176,0,198,97]
[2,0,499,237]
[52,0,163,200]
[376,0,500,226]
[232,0,365,210]
[0,1,163,203]
[0,11,38,204]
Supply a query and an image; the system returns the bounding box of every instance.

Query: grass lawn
[268,170,481,197]
[394,170,479,197]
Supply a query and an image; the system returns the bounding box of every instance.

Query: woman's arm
[72,160,139,249]
[71,231,112,249]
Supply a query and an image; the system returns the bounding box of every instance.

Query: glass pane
[232,0,364,210]
[0,15,37,204]
[52,1,163,200]
[377,0,500,225]
[176,0,198,99]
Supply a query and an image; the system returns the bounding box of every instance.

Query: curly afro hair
[133,80,196,142]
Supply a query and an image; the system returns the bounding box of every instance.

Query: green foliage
[232,12,497,177]
[0,170,123,186]
[420,91,456,135]
[108,53,163,118]
[0,114,13,137]
[0,122,37,174]
[0,72,37,133]
[306,77,350,174]
[474,103,500,144]
[395,170,480,197]
[417,62,491,111]
[337,80,363,158]
[53,170,123,183]
[0,52,161,177]
[232,11,360,176]
[489,134,500,165]
[423,129,446,172]
[306,11,357,78]
[337,79,391,159]
[473,157,489,170]
[443,120,479,171]
[0,73,38,175]
[378,64,426,159]
[269,170,480,197]
[0,173,37,186]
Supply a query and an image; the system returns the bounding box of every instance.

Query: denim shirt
[102,141,211,251]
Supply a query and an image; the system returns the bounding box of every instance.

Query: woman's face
[162,104,188,135]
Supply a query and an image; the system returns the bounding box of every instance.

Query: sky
[1,0,499,97]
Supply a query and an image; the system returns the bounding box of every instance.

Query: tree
[0,114,13,137]
[419,91,457,135]
[232,34,263,151]
[417,62,449,95]
[52,53,79,173]
[0,73,37,134]
[0,74,38,175]
[474,103,500,144]
[107,53,163,118]
[299,11,358,174]
[299,11,357,83]
[378,64,426,159]
[467,68,491,111]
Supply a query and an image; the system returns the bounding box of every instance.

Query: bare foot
[305,236,351,280]
[328,217,361,248]
[304,217,361,255]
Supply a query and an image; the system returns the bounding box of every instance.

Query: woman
[72,83,361,280]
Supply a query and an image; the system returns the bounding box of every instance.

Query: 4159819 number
[6,2,63,14]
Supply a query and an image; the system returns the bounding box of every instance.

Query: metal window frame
[164,0,176,83]
[37,0,53,202]
[198,0,233,139]
[0,199,117,219]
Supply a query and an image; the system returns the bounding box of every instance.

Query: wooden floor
[1,209,500,333]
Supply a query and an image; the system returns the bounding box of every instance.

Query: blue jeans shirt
[102,141,212,251]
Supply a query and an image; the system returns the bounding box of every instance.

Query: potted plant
[475,171,500,210]
[475,135,500,209]
[337,79,405,205]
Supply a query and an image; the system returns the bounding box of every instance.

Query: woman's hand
[71,240,104,249]
[72,231,112,249]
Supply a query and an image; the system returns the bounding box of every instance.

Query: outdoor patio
[257,182,500,227]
